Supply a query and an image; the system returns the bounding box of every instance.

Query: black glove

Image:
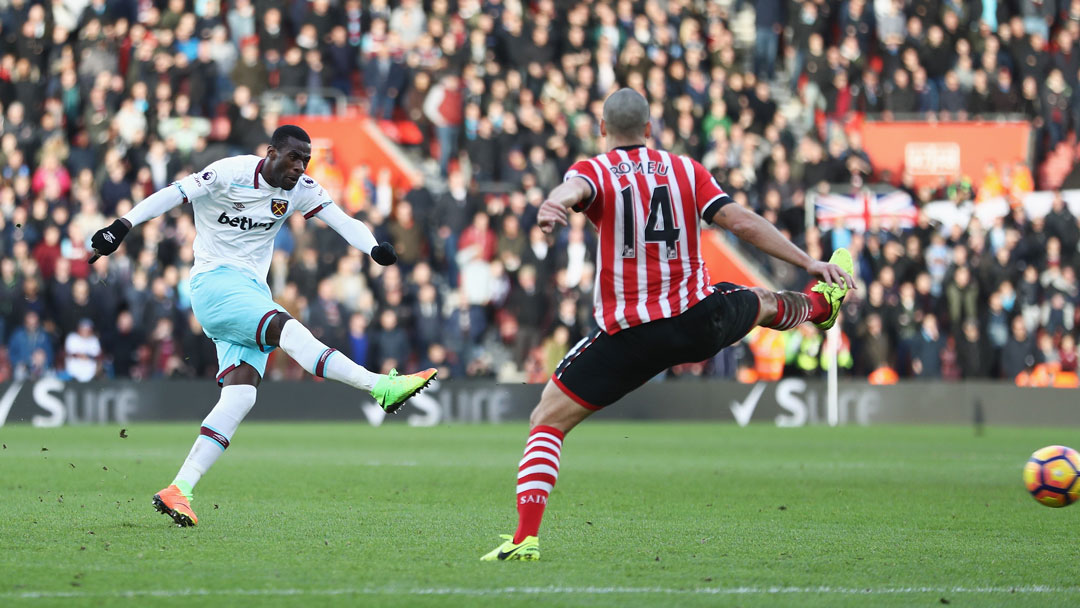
[370,241,397,266]
[90,219,130,257]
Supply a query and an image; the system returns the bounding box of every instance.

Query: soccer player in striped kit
[481,89,855,561]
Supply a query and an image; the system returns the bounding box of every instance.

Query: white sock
[278,319,379,390]
[172,384,258,496]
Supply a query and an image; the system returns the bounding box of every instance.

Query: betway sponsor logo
[217,212,276,231]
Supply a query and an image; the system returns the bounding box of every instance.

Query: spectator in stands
[855,313,889,375]
[991,68,1021,113]
[226,0,255,46]
[58,277,95,340]
[1061,333,1079,372]
[424,73,464,175]
[958,321,992,378]
[754,0,783,80]
[346,312,371,370]
[946,266,979,328]
[107,311,140,379]
[885,68,918,115]
[324,27,357,97]
[939,71,966,117]
[412,283,442,354]
[300,49,333,115]
[911,314,944,379]
[365,43,407,120]
[32,224,62,280]
[1001,315,1037,380]
[1045,192,1079,252]
[179,313,216,378]
[309,279,348,352]
[390,0,426,48]
[372,308,410,373]
[1043,68,1071,147]
[8,311,52,379]
[63,318,101,382]
[388,201,425,270]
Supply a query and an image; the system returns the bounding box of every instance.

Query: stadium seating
[2,0,1079,384]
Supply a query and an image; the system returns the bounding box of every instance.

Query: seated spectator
[372,309,410,373]
[958,321,992,378]
[977,162,1005,202]
[63,319,101,382]
[911,314,943,379]
[1001,315,1036,380]
[1009,162,1034,197]
[346,313,371,369]
[1061,333,1079,373]
[9,311,53,379]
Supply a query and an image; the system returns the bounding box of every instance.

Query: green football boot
[811,248,855,331]
[370,368,437,413]
[480,534,540,561]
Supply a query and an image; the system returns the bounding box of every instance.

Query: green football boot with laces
[811,248,854,331]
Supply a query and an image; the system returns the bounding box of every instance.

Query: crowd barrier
[0,378,1073,428]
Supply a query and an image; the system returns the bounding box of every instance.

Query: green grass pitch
[2,421,1079,607]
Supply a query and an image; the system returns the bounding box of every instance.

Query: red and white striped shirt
[565,146,731,335]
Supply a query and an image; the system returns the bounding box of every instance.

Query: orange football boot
[153,484,198,527]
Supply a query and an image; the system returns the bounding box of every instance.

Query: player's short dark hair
[271,125,311,150]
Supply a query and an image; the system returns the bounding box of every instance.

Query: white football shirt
[64,332,101,382]
[174,155,331,282]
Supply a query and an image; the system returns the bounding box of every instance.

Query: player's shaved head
[602,88,650,139]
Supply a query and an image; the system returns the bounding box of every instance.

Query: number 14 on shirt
[620,184,681,260]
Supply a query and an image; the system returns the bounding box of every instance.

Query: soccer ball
[1023,445,1080,508]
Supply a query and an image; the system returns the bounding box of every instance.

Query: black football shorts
[552,283,760,409]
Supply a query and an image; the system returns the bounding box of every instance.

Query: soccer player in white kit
[90,125,436,527]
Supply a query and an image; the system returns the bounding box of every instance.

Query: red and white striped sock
[513,425,564,543]
[766,291,830,330]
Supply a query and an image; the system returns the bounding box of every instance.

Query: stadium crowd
[3,0,1080,385]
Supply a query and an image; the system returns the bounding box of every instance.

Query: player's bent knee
[529,381,593,432]
[228,384,259,415]
[221,362,262,388]
[752,287,778,326]
[263,311,295,347]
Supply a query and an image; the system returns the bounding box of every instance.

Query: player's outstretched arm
[537,177,593,233]
[711,203,855,288]
[316,203,397,266]
[90,185,185,262]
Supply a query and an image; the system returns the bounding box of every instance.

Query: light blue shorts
[189,266,282,384]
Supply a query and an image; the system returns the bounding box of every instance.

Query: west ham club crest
[271,199,288,217]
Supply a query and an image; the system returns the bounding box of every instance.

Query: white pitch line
[4,585,1079,600]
